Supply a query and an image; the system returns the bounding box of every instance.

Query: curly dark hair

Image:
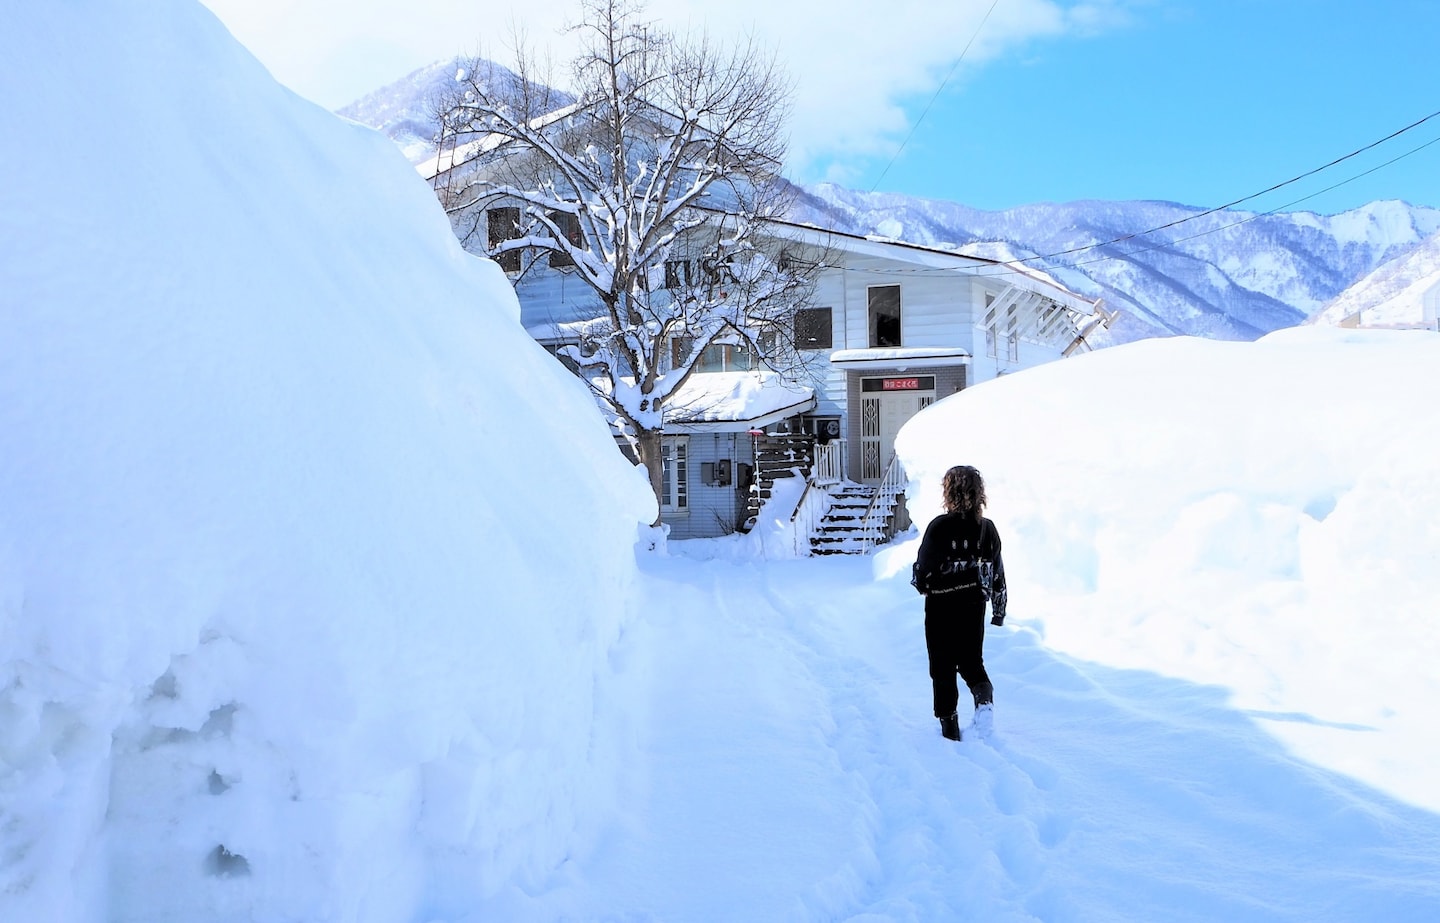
[941,465,987,521]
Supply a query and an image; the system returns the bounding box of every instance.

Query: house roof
[596,370,815,435]
[756,215,1100,315]
[660,370,816,433]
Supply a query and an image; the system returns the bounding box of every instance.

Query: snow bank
[0,3,649,921]
[897,326,1440,810]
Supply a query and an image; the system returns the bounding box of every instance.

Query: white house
[417,112,1106,543]
[501,214,1106,541]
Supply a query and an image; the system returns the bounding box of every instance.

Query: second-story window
[794,307,833,349]
[547,211,583,269]
[487,207,522,273]
[868,285,901,348]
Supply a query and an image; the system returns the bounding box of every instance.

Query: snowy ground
[473,546,1440,922]
[6,4,1440,921]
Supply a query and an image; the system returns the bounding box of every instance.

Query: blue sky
[853,0,1440,214]
[201,0,1440,216]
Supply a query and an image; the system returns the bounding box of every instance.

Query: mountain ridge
[340,66,1440,344]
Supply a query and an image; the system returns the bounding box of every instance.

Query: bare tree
[433,0,823,520]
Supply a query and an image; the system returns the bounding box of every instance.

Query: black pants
[924,589,991,718]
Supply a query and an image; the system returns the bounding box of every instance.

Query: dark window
[868,285,901,347]
[487,207,521,272]
[547,211,582,269]
[794,307,833,350]
[670,335,694,371]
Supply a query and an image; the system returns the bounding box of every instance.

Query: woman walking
[913,465,1008,741]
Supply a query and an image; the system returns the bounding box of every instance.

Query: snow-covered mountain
[337,58,573,166]
[1308,228,1440,328]
[788,183,1440,344]
[341,65,1440,346]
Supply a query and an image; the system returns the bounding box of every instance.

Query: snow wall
[0,2,652,920]
[895,327,1440,809]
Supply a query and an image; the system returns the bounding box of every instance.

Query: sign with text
[862,375,936,393]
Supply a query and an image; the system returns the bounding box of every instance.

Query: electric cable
[823,113,1440,280]
[966,106,1440,274]
[869,0,1002,192]
[1038,131,1440,275]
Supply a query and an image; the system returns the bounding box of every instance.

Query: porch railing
[788,478,834,557]
[811,439,846,485]
[856,453,906,550]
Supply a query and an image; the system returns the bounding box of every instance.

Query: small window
[794,307,833,350]
[670,335,695,371]
[985,327,998,359]
[1007,332,1020,362]
[547,211,582,269]
[695,342,754,372]
[868,285,901,348]
[661,438,689,512]
[487,207,521,272]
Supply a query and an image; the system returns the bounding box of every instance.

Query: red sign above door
[881,377,921,391]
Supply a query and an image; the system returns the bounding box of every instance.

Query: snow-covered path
[499,551,1440,922]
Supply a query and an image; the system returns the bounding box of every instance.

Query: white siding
[662,432,751,539]
[837,257,978,350]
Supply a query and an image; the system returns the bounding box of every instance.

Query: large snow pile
[897,326,1440,810]
[0,3,649,921]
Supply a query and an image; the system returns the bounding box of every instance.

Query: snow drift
[896,326,1440,812]
[0,2,649,921]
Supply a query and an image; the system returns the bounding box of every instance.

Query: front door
[858,376,936,484]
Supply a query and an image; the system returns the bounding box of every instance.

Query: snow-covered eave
[526,320,596,343]
[829,347,972,371]
[661,370,817,430]
[419,102,587,180]
[664,393,817,433]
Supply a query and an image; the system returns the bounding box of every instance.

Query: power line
[1046,131,1440,275]
[869,0,1002,192]
[834,107,1440,281]
[824,125,1440,281]
[976,105,1440,272]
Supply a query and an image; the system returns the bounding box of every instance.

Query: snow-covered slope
[337,57,573,166]
[791,183,1440,344]
[1309,229,1440,328]
[1,3,649,921]
[335,58,467,162]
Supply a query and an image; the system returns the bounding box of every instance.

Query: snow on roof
[662,370,815,431]
[418,102,584,180]
[829,347,972,369]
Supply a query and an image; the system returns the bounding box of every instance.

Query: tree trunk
[634,428,665,528]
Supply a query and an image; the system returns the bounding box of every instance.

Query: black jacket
[914,512,1008,623]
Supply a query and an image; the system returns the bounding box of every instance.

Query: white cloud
[200,0,1140,180]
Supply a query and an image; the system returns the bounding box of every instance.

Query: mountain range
[340,61,1440,345]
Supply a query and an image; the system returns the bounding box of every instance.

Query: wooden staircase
[744,434,816,523]
[745,434,906,556]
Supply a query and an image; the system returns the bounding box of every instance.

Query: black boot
[970,681,994,708]
[938,713,961,741]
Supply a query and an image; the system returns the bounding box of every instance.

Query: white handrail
[788,477,834,556]
[857,454,905,550]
